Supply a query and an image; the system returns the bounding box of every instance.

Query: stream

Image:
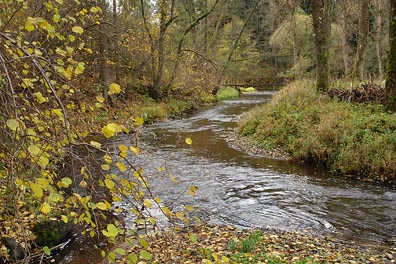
[135,91,396,243]
[56,91,396,263]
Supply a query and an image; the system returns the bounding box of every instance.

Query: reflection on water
[130,91,396,243]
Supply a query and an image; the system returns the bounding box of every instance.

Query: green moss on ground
[238,80,396,182]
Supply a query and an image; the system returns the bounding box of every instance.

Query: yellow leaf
[185,138,193,145]
[37,177,49,187]
[189,185,198,196]
[61,177,72,188]
[170,174,178,184]
[90,141,102,149]
[161,207,174,218]
[102,123,124,138]
[96,202,108,210]
[222,256,230,263]
[40,202,51,214]
[79,180,87,187]
[29,182,43,198]
[84,48,93,54]
[104,154,112,164]
[66,46,74,55]
[130,146,140,155]
[175,211,185,219]
[104,179,115,190]
[72,26,83,34]
[143,200,153,208]
[185,205,194,211]
[96,95,105,103]
[53,13,60,23]
[6,119,19,131]
[108,83,121,95]
[61,215,68,223]
[101,126,114,138]
[154,197,161,204]
[25,21,35,32]
[116,162,127,172]
[74,62,85,75]
[101,164,110,171]
[52,108,63,117]
[38,156,49,168]
[107,123,124,132]
[132,117,144,126]
[118,145,128,153]
[28,145,41,156]
[118,145,128,157]
[102,223,118,237]
[64,66,73,79]
[68,35,75,42]
[90,6,99,13]
[34,92,47,104]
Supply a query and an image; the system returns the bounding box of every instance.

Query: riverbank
[116,225,395,263]
[237,80,396,183]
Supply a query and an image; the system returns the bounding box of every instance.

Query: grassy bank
[216,86,240,101]
[70,91,214,136]
[238,80,396,182]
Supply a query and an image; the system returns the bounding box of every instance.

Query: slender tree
[351,0,369,81]
[311,0,333,92]
[375,0,384,79]
[386,0,396,109]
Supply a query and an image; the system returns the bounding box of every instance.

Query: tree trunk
[113,0,121,84]
[340,6,349,76]
[288,1,299,67]
[375,0,384,79]
[311,0,332,92]
[386,0,396,110]
[352,0,369,81]
[98,24,110,101]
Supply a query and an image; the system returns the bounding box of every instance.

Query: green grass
[216,86,240,101]
[239,87,257,93]
[238,80,396,182]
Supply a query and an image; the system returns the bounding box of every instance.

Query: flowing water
[56,91,396,263]
[133,91,396,243]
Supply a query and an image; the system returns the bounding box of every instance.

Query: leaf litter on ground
[122,225,396,263]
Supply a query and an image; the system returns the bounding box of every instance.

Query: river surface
[55,91,396,263]
[132,91,396,243]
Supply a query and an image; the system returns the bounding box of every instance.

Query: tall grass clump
[216,86,240,101]
[238,80,396,182]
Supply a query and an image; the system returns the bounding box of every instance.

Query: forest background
[1,0,396,263]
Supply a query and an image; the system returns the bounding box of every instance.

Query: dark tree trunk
[375,0,384,79]
[352,0,369,81]
[386,0,396,110]
[311,0,332,92]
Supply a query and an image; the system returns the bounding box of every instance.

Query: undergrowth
[238,80,396,182]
